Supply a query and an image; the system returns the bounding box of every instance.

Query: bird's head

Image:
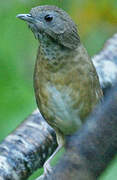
[17,5,80,50]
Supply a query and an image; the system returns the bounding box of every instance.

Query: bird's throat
[38,33,73,61]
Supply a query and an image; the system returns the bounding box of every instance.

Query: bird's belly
[37,83,82,135]
[34,59,102,135]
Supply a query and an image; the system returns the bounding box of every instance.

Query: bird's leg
[44,144,63,175]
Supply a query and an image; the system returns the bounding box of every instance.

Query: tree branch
[93,33,117,94]
[0,33,117,179]
[37,81,117,180]
[0,110,57,179]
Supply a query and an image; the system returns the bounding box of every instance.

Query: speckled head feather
[29,5,80,49]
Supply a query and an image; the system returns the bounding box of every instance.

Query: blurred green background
[0,0,117,179]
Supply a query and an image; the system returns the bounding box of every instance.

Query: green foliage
[0,0,116,179]
[99,156,117,180]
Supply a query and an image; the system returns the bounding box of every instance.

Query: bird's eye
[44,14,53,22]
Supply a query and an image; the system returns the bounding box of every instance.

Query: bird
[17,5,103,174]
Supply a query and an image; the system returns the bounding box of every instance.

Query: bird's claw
[44,162,53,176]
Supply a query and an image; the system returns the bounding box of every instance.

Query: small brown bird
[17,5,103,174]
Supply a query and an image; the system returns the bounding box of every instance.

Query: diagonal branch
[0,33,116,179]
[93,33,117,93]
[37,81,117,180]
[0,110,57,179]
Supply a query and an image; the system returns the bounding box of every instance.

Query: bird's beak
[16,14,37,24]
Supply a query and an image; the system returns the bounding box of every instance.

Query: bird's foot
[44,161,53,176]
[43,144,63,176]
